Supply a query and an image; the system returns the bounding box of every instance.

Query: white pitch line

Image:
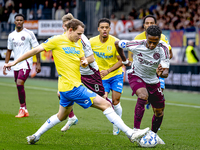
[120,97,200,109]
[1,82,200,109]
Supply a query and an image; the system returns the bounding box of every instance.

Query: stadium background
[0,0,200,91]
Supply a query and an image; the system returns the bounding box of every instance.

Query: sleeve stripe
[126,40,145,47]
[158,43,169,59]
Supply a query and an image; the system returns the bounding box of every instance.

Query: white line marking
[1,82,200,109]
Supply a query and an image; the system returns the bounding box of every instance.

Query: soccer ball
[137,130,165,148]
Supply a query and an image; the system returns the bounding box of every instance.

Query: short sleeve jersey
[90,35,123,80]
[80,34,99,75]
[122,39,170,84]
[7,28,39,70]
[41,34,84,92]
[134,31,171,50]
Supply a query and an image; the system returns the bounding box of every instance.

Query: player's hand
[36,62,41,73]
[81,59,88,68]
[156,64,163,76]
[3,62,15,75]
[122,59,132,66]
[100,70,109,78]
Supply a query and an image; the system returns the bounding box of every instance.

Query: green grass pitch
[0,77,200,150]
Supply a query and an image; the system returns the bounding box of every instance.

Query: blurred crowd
[111,0,200,31]
[0,0,76,33]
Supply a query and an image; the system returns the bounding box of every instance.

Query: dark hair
[15,14,25,20]
[146,25,162,38]
[143,15,157,25]
[98,18,110,27]
[66,19,85,31]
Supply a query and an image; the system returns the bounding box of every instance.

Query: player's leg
[128,74,148,129]
[27,90,75,144]
[149,84,165,133]
[58,90,78,132]
[91,94,149,142]
[14,69,31,118]
[27,105,73,144]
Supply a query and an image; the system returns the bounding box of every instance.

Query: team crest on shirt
[21,36,25,41]
[107,46,112,52]
[153,52,160,60]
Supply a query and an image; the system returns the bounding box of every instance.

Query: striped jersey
[122,39,170,84]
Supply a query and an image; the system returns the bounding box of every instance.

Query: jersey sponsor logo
[137,53,143,57]
[93,51,113,58]
[21,36,25,41]
[153,53,160,60]
[138,57,158,66]
[62,47,80,54]
[13,42,24,47]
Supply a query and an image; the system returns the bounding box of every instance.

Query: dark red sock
[134,98,147,129]
[151,115,163,133]
[17,85,26,108]
[69,109,75,118]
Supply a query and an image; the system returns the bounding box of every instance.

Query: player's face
[146,35,160,50]
[144,17,156,31]
[70,25,84,42]
[98,22,110,38]
[14,16,24,30]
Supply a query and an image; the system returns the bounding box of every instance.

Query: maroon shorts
[81,69,105,97]
[128,74,165,108]
[14,68,31,83]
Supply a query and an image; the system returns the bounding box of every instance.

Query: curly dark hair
[146,25,162,38]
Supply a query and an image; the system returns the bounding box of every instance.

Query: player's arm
[80,56,88,68]
[3,45,45,72]
[157,60,169,78]
[115,40,131,66]
[3,49,12,75]
[169,48,173,59]
[106,55,123,73]
[86,54,95,64]
[36,53,41,73]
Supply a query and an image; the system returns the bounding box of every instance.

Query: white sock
[103,107,133,138]
[69,115,77,120]
[113,102,122,118]
[34,114,61,138]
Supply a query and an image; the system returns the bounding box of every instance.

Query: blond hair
[62,13,74,23]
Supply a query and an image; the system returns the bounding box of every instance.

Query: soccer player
[3,19,149,145]
[90,18,124,135]
[134,15,173,109]
[60,13,112,132]
[3,14,41,118]
[115,25,170,133]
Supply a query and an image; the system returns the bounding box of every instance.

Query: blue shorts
[159,77,165,89]
[102,73,124,94]
[59,85,97,109]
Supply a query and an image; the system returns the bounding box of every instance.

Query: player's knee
[154,109,164,117]
[138,93,148,100]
